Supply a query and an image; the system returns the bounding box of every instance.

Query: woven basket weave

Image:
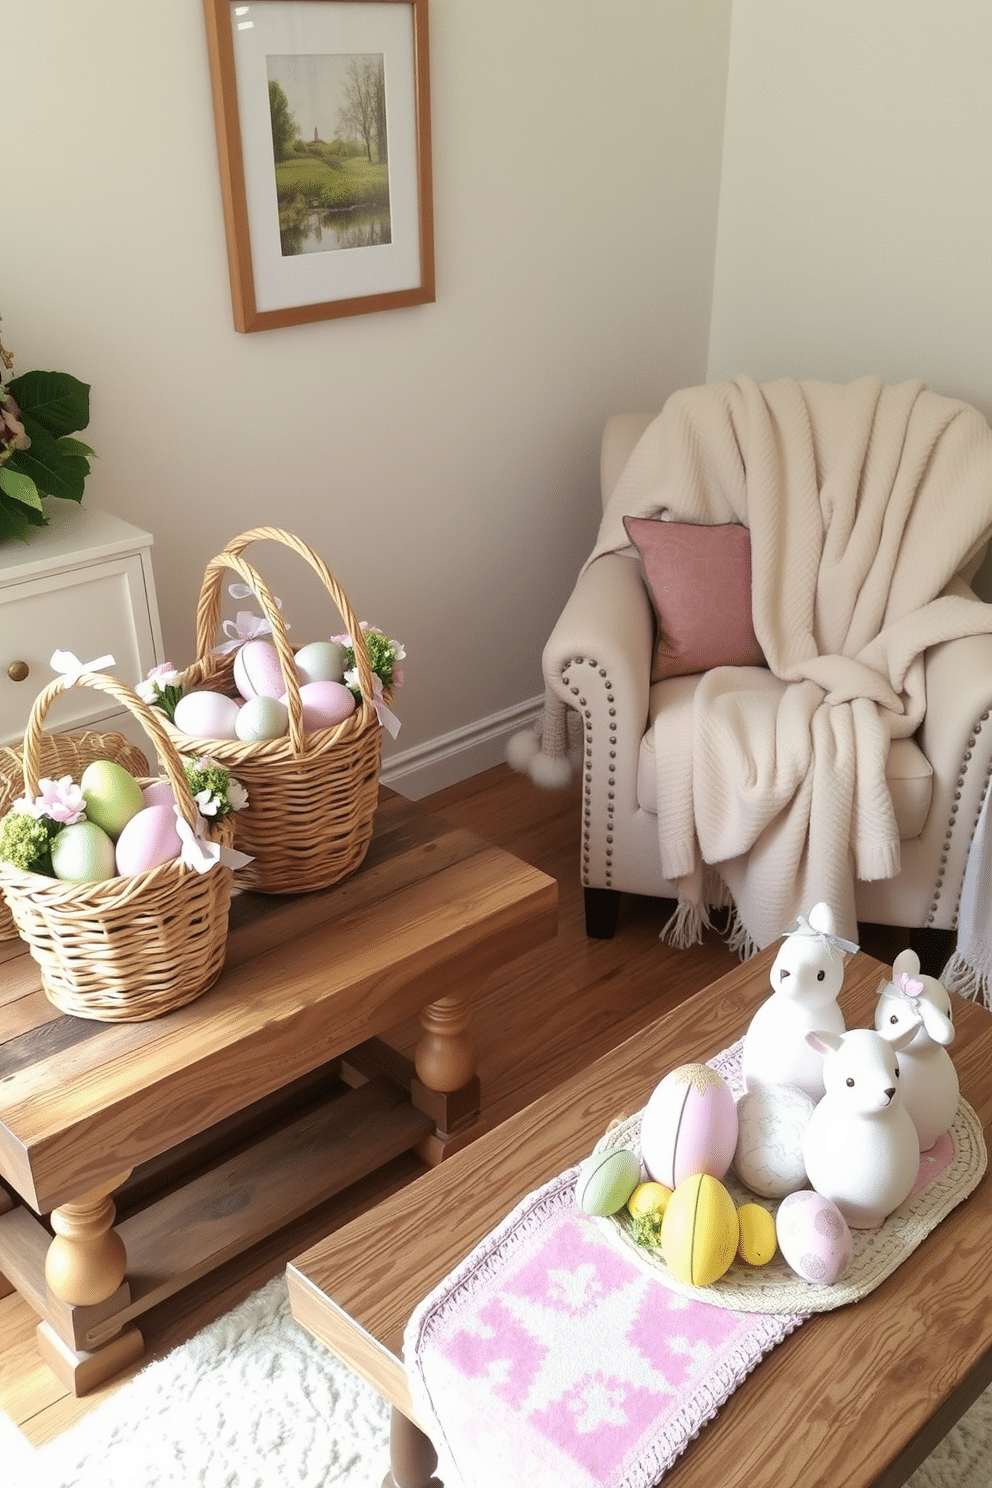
[0,673,236,1022]
[0,728,149,942]
[160,527,384,895]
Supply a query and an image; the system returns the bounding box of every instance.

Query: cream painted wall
[2,1,731,791]
[707,0,992,421]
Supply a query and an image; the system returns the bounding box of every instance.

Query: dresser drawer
[0,556,158,747]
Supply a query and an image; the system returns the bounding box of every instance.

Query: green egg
[51,821,118,883]
[80,759,144,840]
[575,1147,641,1216]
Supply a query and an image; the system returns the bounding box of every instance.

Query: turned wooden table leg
[36,1169,145,1394]
[382,1406,442,1488]
[414,994,477,1094]
[413,994,487,1163]
[45,1170,132,1305]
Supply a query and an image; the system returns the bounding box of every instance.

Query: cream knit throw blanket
[586,377,992,952]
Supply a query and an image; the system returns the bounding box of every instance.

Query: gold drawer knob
[7,660,30,683]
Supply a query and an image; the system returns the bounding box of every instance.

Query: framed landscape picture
[203,0,434,331]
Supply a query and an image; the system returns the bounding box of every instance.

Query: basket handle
[193,527,376,754]
[20,673,204,833]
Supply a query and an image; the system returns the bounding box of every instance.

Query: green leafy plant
[0,315,96,544]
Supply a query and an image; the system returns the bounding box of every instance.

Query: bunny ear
[893,948,921,979]
[920,999,955,1047]
[806,1029,843,1056]
[880,1018,921,1053]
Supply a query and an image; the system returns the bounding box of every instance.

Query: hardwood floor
[0,764,904,1448]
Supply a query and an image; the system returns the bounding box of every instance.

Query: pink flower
[34,775,86,825]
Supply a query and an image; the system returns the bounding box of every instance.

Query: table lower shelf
[0,1038,477,1395]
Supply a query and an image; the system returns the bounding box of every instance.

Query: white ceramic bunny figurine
[741,902,855,1101]
[873,949,959,1152]
[802,1025,921,1228]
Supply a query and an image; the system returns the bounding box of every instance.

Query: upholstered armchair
[523,380,992,967]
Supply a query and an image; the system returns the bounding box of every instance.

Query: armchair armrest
[542,553,655,888]
[919,628,992,925]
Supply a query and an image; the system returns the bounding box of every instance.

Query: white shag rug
[5,1275,990,1488]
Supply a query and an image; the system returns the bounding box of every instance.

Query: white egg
[235,694,290,742]
[173,690,242,739]
[294,640,345,685]
[733,1084,815,1198]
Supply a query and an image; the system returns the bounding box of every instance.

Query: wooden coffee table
[0,788,557,1394]
[288,946,992,1488]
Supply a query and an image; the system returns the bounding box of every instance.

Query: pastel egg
[661,1173,739,1286]
[50,821,117,883]
[733,1084,815,1198]
[575,1148,641,1216]
[142,780,176,810]
[115,803,182,877]
[640,1063,739,1190]
[737,1202,778,1266]
[235,694,289,742]
[79,759,144,840]
[293,679,356,733]
[173,690,242,739]
[776,1189,854,1285]
[294,640,345,685]
[234,640,286,701]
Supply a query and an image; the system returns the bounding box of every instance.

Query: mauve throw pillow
[623,515,765,683]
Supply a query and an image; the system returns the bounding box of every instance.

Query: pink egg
[234,640,286,701]
[142,780,176,810]
[115,803,183,877]
[776,1190,853,1285]
[292,679,356,733]
[640,1062,739,1190]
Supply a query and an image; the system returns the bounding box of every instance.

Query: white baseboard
[379,696,543,800]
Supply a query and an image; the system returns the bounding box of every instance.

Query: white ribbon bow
[50,649,115,681]
[787,914,860,959]
[369,674,402,739]
[174,810,254,875]
[211,585,287,657]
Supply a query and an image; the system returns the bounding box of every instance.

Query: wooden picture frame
[203,0,434,332]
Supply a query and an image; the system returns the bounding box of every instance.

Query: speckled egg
[661,1173,739,1286]
[115,803,183,877]
[173,690,242,739]
[234,640,287,701]
[640,1063,739,1190]
[776,1189,854,1285]
[733,1084,815,1198]
[234,694,289,742]
[575,1148,641,1216]
[294,640,345,685]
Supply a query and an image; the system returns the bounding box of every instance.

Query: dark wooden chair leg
[910,925,956,979]
[382,1406,443,1488]
[585,886,622,939]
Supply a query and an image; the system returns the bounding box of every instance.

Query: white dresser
[0,503,164,751]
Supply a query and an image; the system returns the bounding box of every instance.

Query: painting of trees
[337,56,388,165]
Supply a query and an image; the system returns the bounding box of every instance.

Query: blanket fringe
[725,903,761,961]
[660,896,710,950]
[939,948,992,1009]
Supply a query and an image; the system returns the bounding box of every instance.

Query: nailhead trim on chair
[929,706,992,928]
[563,657,617,889]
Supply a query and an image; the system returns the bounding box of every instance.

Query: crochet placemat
[405,1167,806,1488]
[596,1038,987,1314]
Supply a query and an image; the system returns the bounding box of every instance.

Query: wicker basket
[159,527,384,895]
[0,728,149,942]
[0,673,236,1022]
